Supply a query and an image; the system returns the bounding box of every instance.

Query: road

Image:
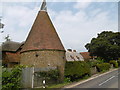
[64,69,120,89]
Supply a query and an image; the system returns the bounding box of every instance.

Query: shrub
[109,60,118,68]
[34,69,59,83]
[64,77,71,83]
[86,60,102,68]
[65,61,91,82]
[2,65,26,89]
[86,61,96,68]
[117,59,120,67]
[96,63,110,72]
[96,57,105,63]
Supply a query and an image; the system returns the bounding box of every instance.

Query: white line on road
[99,76,115,86]
[64,69,118,88]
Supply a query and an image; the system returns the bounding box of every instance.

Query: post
[43,80,46,88]
[31,66,34,88]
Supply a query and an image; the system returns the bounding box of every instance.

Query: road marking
[99,76,115,86]
[64,69,118,88]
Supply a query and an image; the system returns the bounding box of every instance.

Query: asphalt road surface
[64,69,120,90]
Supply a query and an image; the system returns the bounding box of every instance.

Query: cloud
[0,3,2,16]
[49,2,118,52]
[1,0,119,2]
[73,2,92,9]
[1,2,118,52]
[1,3,39,43]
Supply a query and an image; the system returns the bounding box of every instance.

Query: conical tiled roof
[21,11,65,52]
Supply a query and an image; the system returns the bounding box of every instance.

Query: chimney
[73,50,76,52]
[67,49,72,52]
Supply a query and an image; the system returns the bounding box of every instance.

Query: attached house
[1,40,24,68]
[66,49,84,61]
[80,52,97,61]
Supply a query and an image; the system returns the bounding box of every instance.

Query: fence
[21,67,57,88]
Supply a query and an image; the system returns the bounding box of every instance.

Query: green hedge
[109,60,118,68]
[34,69,59,84]
[2,65,26,89]
[65,61,91,82]
[86,60,103,68]
[117,59,120,67]
[96,63,110,72]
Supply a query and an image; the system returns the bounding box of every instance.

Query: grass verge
[48,75,90,88]
[48,82,71,88]
[47,68,116,88]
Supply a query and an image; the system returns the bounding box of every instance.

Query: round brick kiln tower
[20,1,66,81]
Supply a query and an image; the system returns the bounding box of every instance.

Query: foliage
[117,59,120,67]
[96,57,105,63]
[109,60,118,68]
[65,61,91,82]
[86,60,103,68]
[85,31,120,62]
[34,69,59,82]
[4,34,11,41]
[64,77,71,83]
[96,63,110,72]
[48,81,71,88]
[2,65,26,89]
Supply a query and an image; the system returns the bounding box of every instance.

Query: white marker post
[31,66,34,88]
[43,80,46,88]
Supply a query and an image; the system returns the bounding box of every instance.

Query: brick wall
[20,50,66,81]
[2,52,20,68]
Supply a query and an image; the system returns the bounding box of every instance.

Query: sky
[0,0,118,52]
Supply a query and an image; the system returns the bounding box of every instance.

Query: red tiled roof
[80,52,92,60]
[21,11,65,52]
[5,52,20,62]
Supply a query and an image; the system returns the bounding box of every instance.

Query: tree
[0,18,4,33]
[2,65,26,89]
[0,19,4,29]
[5,34,11,41]
[85,31,120,62]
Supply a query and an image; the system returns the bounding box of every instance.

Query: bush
[117,59,120,67]
[64,77,71,83]
[65,61,91,82]
[109,60,118,68]
[86,60,103,68]
[86,61,96,68]
[34,69,59,83]
[96,57,105,63]
[2,65,26,89]
[96,63,110,72]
